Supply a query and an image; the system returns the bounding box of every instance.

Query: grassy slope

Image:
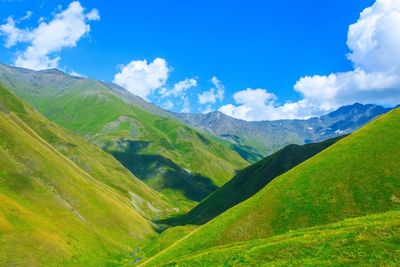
[165,136,343,225]
[142,108,400,265]
[138,225,198,259]
[1,69,248,209]
[0,85,171,265]
[145,210,400,266]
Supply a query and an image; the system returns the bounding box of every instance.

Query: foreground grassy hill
[141,210,400,266]
[141,108,400,265]
[0,85,174,265]
[0,64,248,209]
[164,136,343,225]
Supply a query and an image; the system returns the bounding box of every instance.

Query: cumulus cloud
[219,88,287,120]
[219,88,323,120]
[0,1,100,70]
[113,58,170,99]
[113,57,197,111]
[220,0,400,121]
[198,76,224,104]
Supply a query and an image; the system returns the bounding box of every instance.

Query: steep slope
[165,136,343,226]
[0,85,172,265]
[0,63,248,209]
[175,104,391,162]
[142,210,400,266]
[142,108,400,265]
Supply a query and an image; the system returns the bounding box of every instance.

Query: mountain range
[0,62,398,266]
[0,63,392,208]
[174,103,391,162]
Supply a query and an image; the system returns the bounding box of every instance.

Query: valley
[0,1,399,264]
[0,63,398,266]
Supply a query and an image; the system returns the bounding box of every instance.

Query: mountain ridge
[174,103,392,161]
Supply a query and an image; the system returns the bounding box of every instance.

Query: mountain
[0,63,249,210]
[0,84,175,265]
[174,103,391,162]
[163,135,344,226]
[141,108,400,265]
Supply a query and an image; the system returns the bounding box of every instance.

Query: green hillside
[137,225,198,260]
[141,108,400,265]
[0,65,248,209]
[0,84,174,266]
[164,136,343,225]
[141,210,400,266]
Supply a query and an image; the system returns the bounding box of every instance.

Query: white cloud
[219,88,289,121]
[219,88,326,121]
[200,105,213,114]
[0,1,100,70]
[19,11,33,22]
[113,59,196,112]
[198,89,219,104]
[164,78,197,97]
[198,76,224,104]
[0,17,33,48]
[69,70,86,78]
[211,76,225,98]
[113,58,170,99]
[86,9,100,21]
[220,0,400,121]
[160,78,197,112]
[293,0,400,114]
[181,96,190,113]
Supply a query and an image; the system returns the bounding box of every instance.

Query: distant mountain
[143,108,400,266]
[0,63,248,210]
[0,84,173,265]
[174,103,391,162]
[163,135,344,226]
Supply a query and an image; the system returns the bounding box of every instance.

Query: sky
[0,0,399,121]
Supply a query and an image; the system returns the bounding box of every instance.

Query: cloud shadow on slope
[109,140,218,202]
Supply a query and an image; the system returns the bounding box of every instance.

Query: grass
[141,210,400,266]
[140,108,400,265]
[163,136,344,225]
[0,85,174,265]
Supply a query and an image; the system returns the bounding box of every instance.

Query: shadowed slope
[164,136,344,226]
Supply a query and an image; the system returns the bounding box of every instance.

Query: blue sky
[1,0,399,120]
